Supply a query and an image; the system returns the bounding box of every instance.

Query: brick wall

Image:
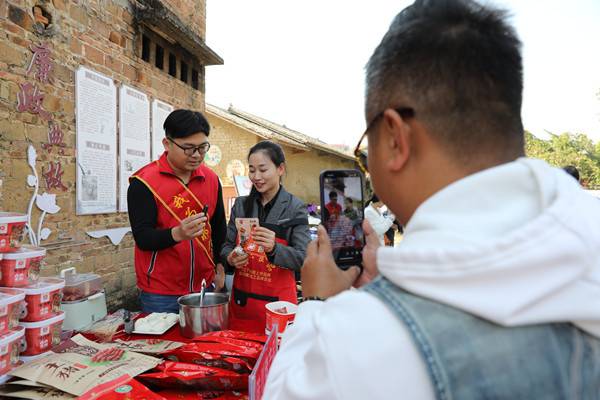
[0,0,208,311]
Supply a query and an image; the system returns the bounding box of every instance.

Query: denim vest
[363,277,600,399]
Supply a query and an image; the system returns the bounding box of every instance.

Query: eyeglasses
[168,137,211,156]
[354,107,415,174]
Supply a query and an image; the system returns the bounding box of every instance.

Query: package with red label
[162,341,262,369]
[0,212,27,253]
[19,311,64,356]
[0,245,46,287]
[0,287,26,335]
[158,389,248,400]
[0,327,25,375]
[163,347,253,374]
[20,277,65,322]
[79,378,165,400]
[201,330,267,344]
[192,336,265,352]
[139,361,248,391]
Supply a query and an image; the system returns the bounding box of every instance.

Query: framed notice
[233,175,252,197]
[119,85,150,212]
[75,66,118,215]
[151,99,173,161]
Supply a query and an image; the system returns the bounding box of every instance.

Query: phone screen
[320,170,365,267]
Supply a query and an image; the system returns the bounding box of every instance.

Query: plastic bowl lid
[21,277,66,295]
[0,212,28,224]
[2,245,46,260]
[0,288,26,306]
[19,312,65,329]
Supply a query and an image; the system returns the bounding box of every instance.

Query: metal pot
[177,292,229,338]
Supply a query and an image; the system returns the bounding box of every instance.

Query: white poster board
[119,85,150,212]
[151,99,173,161]
[75,66,118,215]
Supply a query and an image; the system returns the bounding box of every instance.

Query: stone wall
[0,0,208,311]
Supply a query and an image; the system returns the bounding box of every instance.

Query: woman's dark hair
[163,109,210,139]
[243,141,286,216]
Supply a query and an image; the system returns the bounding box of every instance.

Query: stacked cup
[0,212,65,377]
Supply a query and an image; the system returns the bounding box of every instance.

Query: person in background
[221,141,311,333]
[325,191,342,217]
[128,109,226,313]
[343,197,359,221]
[364,194,394,245]
[264,1,600,398]
[563,165,580,183]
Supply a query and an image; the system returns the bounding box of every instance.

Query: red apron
[229,237,297,333]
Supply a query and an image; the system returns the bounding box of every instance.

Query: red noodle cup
[0,327,24,375]
[0,213,27,253]
[19,311,64,356]
[0,288,26,336]
[21,277,65,322]
[265,301,297,335]
[0,246,46,287]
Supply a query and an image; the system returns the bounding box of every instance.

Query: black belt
[233,287,278,307]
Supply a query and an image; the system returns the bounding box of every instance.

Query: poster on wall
[204,144,222,167]
[151,99,173,161]
[233,175,252,196]
[75,66,118,215]
[119,85,150,212]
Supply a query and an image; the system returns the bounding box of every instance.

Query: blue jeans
[140,286,216,314]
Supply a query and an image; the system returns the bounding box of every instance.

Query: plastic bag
[81,309,140,343]
[139,361,247,391]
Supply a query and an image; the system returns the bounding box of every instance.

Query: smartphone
[319,169,365,268]
[202,205,209,216]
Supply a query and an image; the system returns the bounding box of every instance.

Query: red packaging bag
[201,330,267,344]
[0,212,27,252]
[0,327,25,375]
[20,277,65,322]
[158,389,248,400]
[163,342,262,367]
[0,246,46,287]
[163,347,253,373]
[80,377,166,400]
[192,336,264,352]
[19,311,64,356]
[0,288,26,335]
[139,361,248,391]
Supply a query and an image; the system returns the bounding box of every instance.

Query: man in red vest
[128,109,226,313]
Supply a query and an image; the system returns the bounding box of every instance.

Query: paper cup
[265,301,297,335]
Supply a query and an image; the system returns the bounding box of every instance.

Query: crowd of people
[126,0,599,398]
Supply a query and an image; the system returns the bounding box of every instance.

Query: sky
[205,1,600,147]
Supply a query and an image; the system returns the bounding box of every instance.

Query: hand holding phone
[319,169,365,269]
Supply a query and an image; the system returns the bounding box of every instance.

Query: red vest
[131,153,218,295]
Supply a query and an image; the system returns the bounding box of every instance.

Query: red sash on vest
[131,154,217,295]
[229,236,297,333]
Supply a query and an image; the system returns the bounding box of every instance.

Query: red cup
[21,277,65,322]
[0,288,26,336]
[19,312,64,356]
[0,327,25,375]
[0,246,46,287]
[0,213,27,252]
[265,301,298,335]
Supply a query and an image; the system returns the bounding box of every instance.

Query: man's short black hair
[366,0,524,163]
[563,165,580,182]
[164,109,210,139]
[329,191,338,199]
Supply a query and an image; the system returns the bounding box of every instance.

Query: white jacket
[263,158,600,400]
[364,204,394,245]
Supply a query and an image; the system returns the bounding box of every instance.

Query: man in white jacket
[264,0,600,399]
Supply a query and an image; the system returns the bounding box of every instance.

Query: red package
[163,342,262,363]
[139,361,247,391]
[158,390,248,400]
[164,348,253,373]
[192,336,264,352]
[80,377,165,400]
[201,330,267,344]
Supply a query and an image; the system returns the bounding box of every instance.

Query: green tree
[525,131,600,187]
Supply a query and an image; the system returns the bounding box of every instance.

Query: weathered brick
[52,0,66,11]
[8,4,32,32]
[83,44,103,65]
[123,64,135,81]
[69,4,88,26]
[69,38,82,55]
[104,55,122,74]
[0,41,26,66]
